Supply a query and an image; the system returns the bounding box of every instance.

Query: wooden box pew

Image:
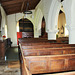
[24,54,75,75]
[18,38,48,42]
[56,37,68,44]
[18,38,48,41]
[18,40,50,44]
[19,39,56,42]
[19,44,75,61]
[19,44,75,55]
[21,44,75,49]
[21,47,75,56]
[18,38,57,44]
[18,38,68,44]
[18,39,68,45]
[20,47,75,75]
[19,44,75,58]
[19,42,55,46]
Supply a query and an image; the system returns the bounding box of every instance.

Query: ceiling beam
[1,0,24,6]
[1,0,41,15]
[3,3,21,9]
[0,0,15,3]
[7,10,21,15]
[6,7,21,15]
[21,0,26,12]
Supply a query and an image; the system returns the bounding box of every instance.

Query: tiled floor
[0,47,21,75]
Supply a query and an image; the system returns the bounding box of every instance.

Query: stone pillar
[66,25,75,44]
[48,30,58,40]
[69,28,75,44]
[34,27,39,38]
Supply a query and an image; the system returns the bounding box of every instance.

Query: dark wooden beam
[21,0,26,12]
[1,0,41,15]
[0,0,15,3]
[6,8,21,15]
[3,3,21,9]
[6,6,20,12]
[1,0,24,6]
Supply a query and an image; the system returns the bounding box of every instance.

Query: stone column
[48,30,58,40]
[34,27,39,38]
[66,25,75,44]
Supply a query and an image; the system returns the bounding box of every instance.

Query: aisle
[0,47,21,75]
[0,61,20,75]
[5,47,19,61]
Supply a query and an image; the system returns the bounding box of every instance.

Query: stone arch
[62,0,75,44]
[47,0,68,40]
[16,17,34,36]
[48,0,61,31]
[19,18,34,33]
[40,16,47,38]
[58,10,68,38]
[34,8,44,37]
[17,16,34,26]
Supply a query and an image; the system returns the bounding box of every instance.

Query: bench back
[22,47,75,56]
[25,54,75,74]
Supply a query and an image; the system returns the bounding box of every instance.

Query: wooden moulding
[22,47,75,56]
[21,44,75,49]
[25,54,75,74]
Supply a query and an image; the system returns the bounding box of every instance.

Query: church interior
[0,0,75,75]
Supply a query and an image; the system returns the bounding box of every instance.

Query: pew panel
[25,54,75,74]
[22,48,75,56]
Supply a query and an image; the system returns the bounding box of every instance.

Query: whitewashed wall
[7,11,34,46]
[0,5,7,37]
[7,14,17,46]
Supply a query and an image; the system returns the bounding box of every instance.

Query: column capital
[48,29,59,33]
[48,29,58,40]
[66,25,75,31]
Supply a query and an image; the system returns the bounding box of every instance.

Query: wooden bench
[21,47,75,56]
[24,54,75,74]
[0,38,12,60]
[18,38,59,44]
[19,38,68,44]
[19,45,75,75]
[21,44,75,49]
[56,37,68,44]
[18,38,75,75]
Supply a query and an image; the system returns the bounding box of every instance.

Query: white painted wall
[0,5,7,37]
[34,8,43,38]
[7,14,17,46]
[7,11,35,46]
[63,0,75,44]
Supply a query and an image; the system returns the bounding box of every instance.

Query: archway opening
[57,8,69,43]
[19,18,34,33]
[40,16,47,38]
[17,18,34,44]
